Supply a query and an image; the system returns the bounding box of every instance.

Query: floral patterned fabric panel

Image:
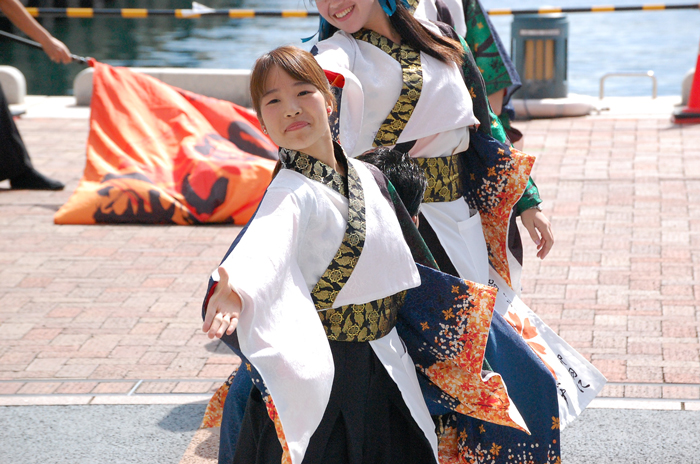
[429,311,562,464]
[200,369,236,428]
[264,396,292,464]
[396,264,525,431]
[461,131,535,288]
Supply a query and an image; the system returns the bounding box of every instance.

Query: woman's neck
[300,136,345,176]
[364,4,401,44]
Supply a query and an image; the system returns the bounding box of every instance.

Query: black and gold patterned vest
[353,29,463,204]
[414,154,464,203]
[281,143,405,342]
[353,29,423,148]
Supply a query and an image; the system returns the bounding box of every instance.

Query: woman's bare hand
[520,208,554,260]
[202,267,243,339]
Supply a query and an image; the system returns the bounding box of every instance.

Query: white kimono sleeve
[214,186,335,464]
[314,35,366,156]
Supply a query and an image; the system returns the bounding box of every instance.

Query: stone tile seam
[0,395,698,410]
[0,378,225,383]
[2,378,699,385]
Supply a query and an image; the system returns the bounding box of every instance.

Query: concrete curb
[74,67,252,107]
[0,65,26,104]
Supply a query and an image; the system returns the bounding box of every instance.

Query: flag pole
[0,30,89,64]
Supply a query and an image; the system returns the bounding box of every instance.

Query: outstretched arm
[202,267,243,339]
[0,0,72,63]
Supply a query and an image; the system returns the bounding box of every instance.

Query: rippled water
[0,0,697,97]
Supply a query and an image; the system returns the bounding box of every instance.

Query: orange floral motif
[421,322,430,331]
[506,310,557,379]
[200,382,229,428]
[435,415,562,464]
[420,280,527,432]
[478,146,535,288]
[437,426,460,464]
[264,397,292,464]
[552,417,560,430]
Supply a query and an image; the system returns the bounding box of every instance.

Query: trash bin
[511,14,568,99]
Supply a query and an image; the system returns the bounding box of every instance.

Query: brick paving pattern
[0,116,699,402]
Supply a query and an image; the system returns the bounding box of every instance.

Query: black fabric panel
[0,82,33,181]
[508,212,524,266]
[434,0,455,29]
[233,342,436,464]
[417,212,459,278]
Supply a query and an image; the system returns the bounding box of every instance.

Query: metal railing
[599,71,658,99]
[0,3,697,19]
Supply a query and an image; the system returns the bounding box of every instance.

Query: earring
[262,127,267,134]
[327,106,332,115]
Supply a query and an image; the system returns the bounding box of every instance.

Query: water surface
[0,0,697,97]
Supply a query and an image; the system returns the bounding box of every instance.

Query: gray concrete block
[0,66,27,105]
[73,67,252,107]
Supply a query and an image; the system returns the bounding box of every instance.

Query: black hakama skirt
[232,340,436,464]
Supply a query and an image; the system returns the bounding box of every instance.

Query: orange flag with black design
[55,61,277,225]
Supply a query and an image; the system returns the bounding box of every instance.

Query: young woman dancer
[312,0,552,291]
[202,45,525,464]
[307,2,603,463]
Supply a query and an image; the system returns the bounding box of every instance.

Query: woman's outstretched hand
[520,208,554,260]
[202,266,242,339]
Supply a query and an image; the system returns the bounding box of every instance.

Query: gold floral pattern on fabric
[353,29,423,147]
[414,155,463,203]
[477,146,535,288]
[318,291,406,342]
[200,369,237,428]
[310,160,366,310]
[264,397,292,464]
[280,146,347,197]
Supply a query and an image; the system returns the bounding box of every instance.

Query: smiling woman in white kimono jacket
[204,137,530,464]
[309,2,606,463]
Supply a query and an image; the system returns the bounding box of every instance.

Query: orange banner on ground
[55,61,277,225]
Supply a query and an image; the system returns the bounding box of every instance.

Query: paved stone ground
[0,118,242,400]
[518,117,700,401]
[1,112,699,407]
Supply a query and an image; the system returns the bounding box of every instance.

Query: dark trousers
[218,365,252,464]
[0,82,32,181]
[233,341,436,464]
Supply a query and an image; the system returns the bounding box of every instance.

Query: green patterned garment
[463,0,515,96]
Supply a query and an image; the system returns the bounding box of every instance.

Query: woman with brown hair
[203,44,528,464]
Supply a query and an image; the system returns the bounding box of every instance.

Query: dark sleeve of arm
[434,0,456,29]
[514,177,543,216]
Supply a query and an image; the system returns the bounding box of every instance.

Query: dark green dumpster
[511,14,569,99]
